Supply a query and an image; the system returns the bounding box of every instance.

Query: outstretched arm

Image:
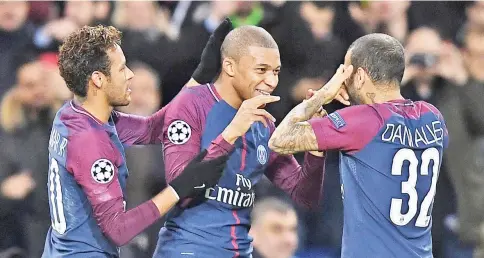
[67,131,229,247]
[112,108,166,146]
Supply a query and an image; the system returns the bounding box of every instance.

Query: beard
[110,99,130,107]
[109,93,131,107]
[106,84,131,107]
[345,77,364,105]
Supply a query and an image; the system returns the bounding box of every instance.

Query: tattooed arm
[270,105,387,157]
[268,91,330,154]
[269,65,353,154]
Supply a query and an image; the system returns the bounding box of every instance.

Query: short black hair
[221,25,278,62]
[348,33,405,86]
[58,25,122,97]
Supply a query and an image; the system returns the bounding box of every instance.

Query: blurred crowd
[1,1,484,258]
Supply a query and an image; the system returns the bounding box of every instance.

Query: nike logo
[194,184,205,189]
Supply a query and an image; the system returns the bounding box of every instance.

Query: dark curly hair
[58,25,122,97]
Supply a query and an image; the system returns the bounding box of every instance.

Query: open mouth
[256,89,271,96]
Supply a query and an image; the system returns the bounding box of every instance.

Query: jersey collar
[208,83,221,102]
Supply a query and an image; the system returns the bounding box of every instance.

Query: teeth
[258,90,270,95]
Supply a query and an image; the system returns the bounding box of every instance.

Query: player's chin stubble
[110,96,130,107]
[346,86,362,105]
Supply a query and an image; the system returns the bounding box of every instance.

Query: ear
[222,57,236,77]
[355,67,366,90]
[90,71,104,89]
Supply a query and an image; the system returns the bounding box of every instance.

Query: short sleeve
[308,105,385,152]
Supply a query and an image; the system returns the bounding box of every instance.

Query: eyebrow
[119,61,126,70]
[255,63,281,69]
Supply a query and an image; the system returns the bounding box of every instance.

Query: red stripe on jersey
[230,135,247,257]
[231,210,241,257]
[240,136,247,171]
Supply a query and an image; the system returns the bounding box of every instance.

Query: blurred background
[0,1,483,258]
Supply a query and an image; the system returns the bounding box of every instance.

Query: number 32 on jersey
[390,147,440,228]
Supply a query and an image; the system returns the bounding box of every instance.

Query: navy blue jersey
[309,100,449,258]
[42,101,164,258]
[154,84,325,258]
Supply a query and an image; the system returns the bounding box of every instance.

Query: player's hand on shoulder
[190,18,234,85]
[222,95,280,144]
[169,150,229,200]
[316,64,353,105]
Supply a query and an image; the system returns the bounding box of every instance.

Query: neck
[213,75,243,109]
[367,87,404,104]
[364,84,405,104]
[75,95,112,123]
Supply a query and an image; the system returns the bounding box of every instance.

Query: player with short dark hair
[349,34,405,83]
[269,33,449,258]
[154,25,326,258]
[42,22,232,258]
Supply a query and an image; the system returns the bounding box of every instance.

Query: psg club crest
[91,159,115,184]
[168,120,191,145]
[257,145,267,165]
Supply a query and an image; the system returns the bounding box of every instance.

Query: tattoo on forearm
[291,91,329,123]
[269,92,327,154]
[270,122,319,154]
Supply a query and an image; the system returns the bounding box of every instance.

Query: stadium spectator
[449,26,484,258]
[267,2,345,124]
[250,197,299,258]
[0,1,36,95]
[401,26,484,258]
[0,60,65,257]
[34,0,112,52]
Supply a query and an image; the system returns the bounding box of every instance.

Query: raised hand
[190,18,234,85]
[222,95,280,144]
[306,88,350,107]
[317,65,354,104]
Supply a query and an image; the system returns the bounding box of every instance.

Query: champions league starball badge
[91,159,115,184]
[168,120,192,145]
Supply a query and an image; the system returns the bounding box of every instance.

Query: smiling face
[16,61,51,109]
[219,25,280,107]
[231,46,281,102]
